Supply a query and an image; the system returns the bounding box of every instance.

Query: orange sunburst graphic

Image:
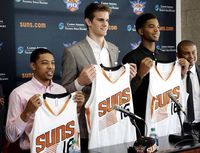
[133,4,144,15]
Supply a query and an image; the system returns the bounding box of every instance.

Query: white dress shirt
[75,36,111,90]
[86,35,110,67]
[184,65,200,122]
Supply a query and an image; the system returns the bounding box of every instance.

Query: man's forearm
[131,74,143,93]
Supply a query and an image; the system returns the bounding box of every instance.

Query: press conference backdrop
[0,0,176,98]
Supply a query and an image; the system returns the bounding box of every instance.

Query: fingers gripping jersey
[29,92,80,153]
[85,64,136,149]
[145,62,185,137]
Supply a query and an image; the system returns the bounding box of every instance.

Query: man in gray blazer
[61,39,119,94]
[61,3,119,94]
[177,40,200,131]
[61,3,122,151]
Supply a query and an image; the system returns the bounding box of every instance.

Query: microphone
[114,106,157,152]
[167,92,194,144]
[114,105,143,120]
[167,92,186,116]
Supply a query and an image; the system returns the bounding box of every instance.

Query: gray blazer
[61,38,120,93]
[61,38,119,139]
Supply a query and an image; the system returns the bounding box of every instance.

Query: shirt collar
[86,35,108,49]
[138,44,159,56]
[189,65,196,74]
[31,77,54,89]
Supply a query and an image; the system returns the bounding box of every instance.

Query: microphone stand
[169,102,194,144]
[130,118,142,139]
[128,117,157,153]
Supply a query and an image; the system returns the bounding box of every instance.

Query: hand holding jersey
[78,63,137,84]
[77,65,96,86]
[73,91,85,113]
[21,91,85,123]
[21,94,42,122]
[137,57,154,79]
[178,58,190,79]
[0,97,4,106]
[129,63,137,80]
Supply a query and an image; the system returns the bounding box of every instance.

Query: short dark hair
[135,13,157,32]
[84,3,111,21]
[177,40,196,52]
[30,48,54,63]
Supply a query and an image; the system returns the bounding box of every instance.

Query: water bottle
[149,128,159,150]
[68,139,80,153]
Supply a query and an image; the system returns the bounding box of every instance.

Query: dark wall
[1,0,176,99]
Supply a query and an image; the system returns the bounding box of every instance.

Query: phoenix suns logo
[129,0,146,15]
[35,120,75,152]
[63,0,81,12]
[98,87,131,117]
[151,86,180,122]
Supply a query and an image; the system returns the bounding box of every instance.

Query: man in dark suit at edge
[177,40,200,131]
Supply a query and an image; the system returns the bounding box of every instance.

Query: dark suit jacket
[196,64,200,85]
[61,38,119,139]
[184,64,200,128]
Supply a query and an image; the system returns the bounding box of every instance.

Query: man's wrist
[136,73,143,81]
[75,78,84,91]
[20,110,32,122]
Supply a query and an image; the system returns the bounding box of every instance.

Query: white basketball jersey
[145,61,185,137]
[85,64,136,149]
[29,92,80,153]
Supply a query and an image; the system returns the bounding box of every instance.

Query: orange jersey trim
[44,97,70,116]
[101,66,126,83]
[155,62,176,81]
